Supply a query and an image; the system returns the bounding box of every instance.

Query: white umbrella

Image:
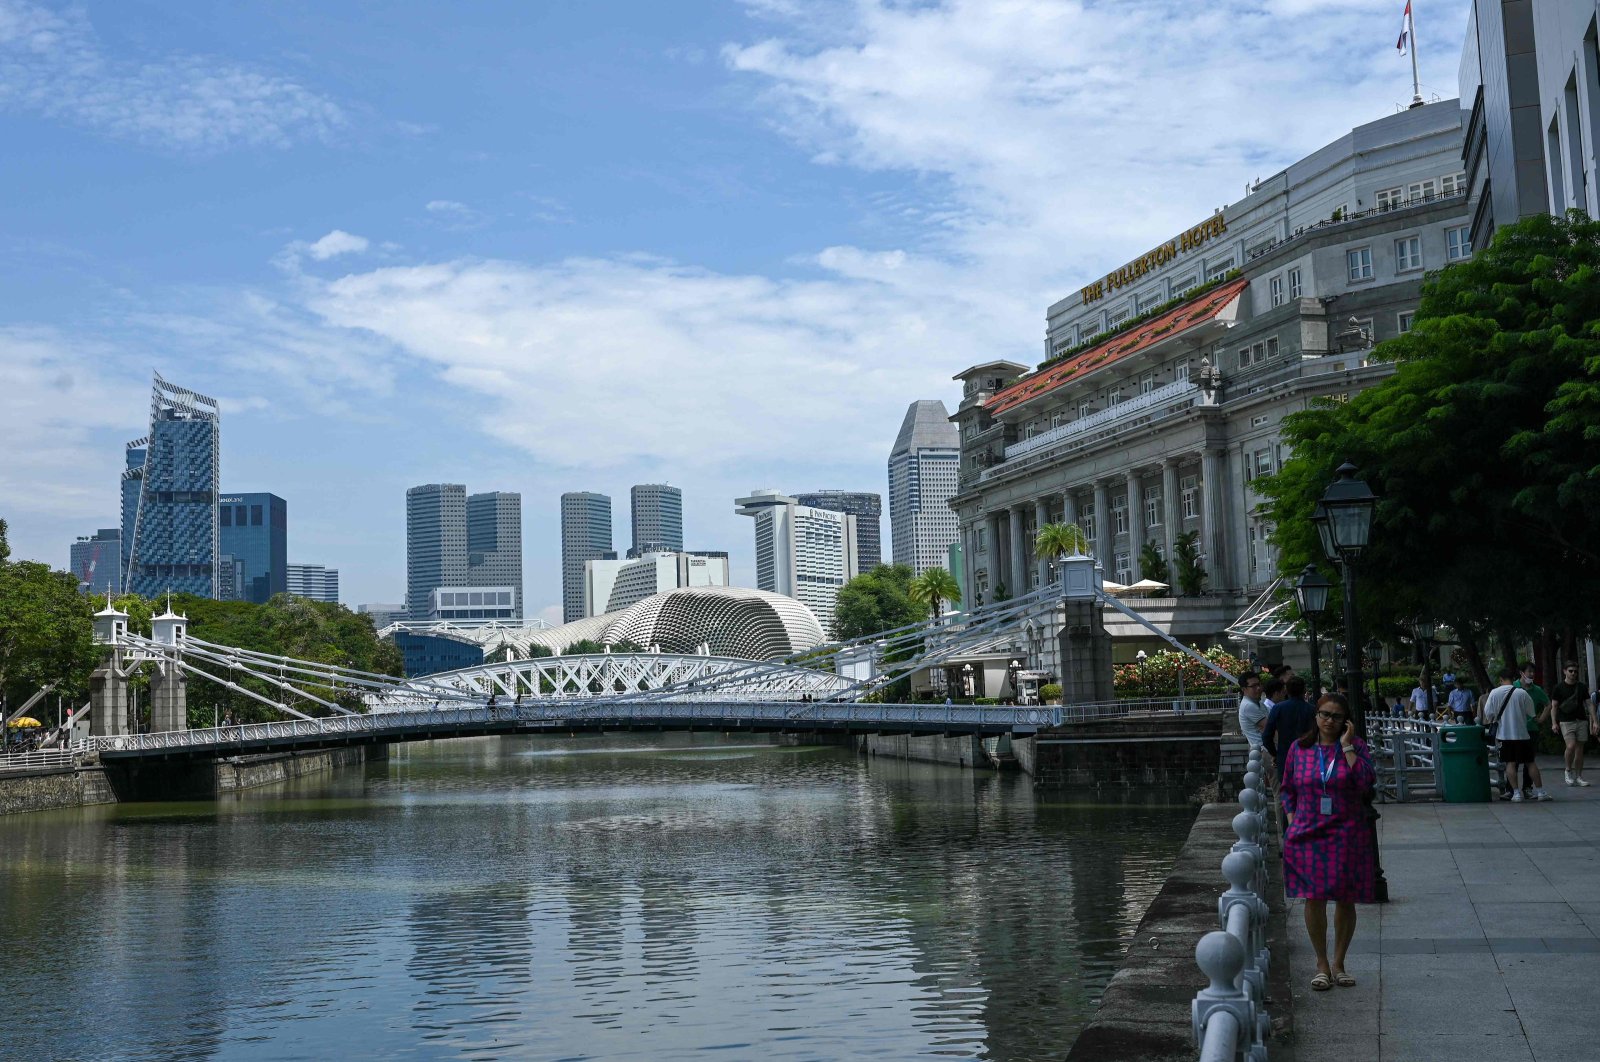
[1126,578,1170,595]
[1101,579,1130,594]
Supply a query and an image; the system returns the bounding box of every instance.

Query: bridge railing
[0,742,91,773]
[1056,695,1233,724]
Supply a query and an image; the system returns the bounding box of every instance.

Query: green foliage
[1173,531,1207,596]
[0,519,97,711]
[1114,646,1245,697]
[565,638,608,655]
[1260,212,1600,675]
[1035,522,1091,562]
[1035,269,1245,370]
[1138,540,1170,585]
[992,582,1011,603]
[1039,682,1063,702]
[833,563,922,640]
[908,567,961,622]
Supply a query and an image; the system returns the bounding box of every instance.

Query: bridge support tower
[90,597,131,738]
[148,606,189,733]
[1057,554,1113,703]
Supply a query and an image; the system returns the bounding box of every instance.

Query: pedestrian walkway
[1285,756,1600,1061]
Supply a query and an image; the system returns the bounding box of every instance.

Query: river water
[0,736,1194,1061]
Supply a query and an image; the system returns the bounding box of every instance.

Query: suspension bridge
[68,555,1237,767]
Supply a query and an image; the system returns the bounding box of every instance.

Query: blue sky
[0,0,1469,620]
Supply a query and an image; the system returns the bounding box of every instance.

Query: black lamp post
[1294,564,1331,701]
[1365,638,1384,715]
[1414,618,1436,716]
[1316,462,1382,902]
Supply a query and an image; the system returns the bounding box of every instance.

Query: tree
[1260,211,1600,687]
[1034,522,1091,568]
[0,519,97,714]
[832,563,921,640]
[908,567,962,623]
[564,638,608,655]
[1138,541,1170,585]
[992,582,1011,603]
[1173,531,1207,596]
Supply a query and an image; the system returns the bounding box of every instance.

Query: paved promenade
[1285,756,1600,1061]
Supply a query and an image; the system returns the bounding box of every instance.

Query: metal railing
[1366,713,1503,802]
[1191,744,1273,1062]
[995,379,1200,468]
[0,742,90,773]
[1055,695,1233,724]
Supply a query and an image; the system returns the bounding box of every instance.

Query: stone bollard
[1192,930,1259,1062]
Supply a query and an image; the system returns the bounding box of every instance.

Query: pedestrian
[1409,674,1433,717]
[1280,693,1376,990]
[1263,676,1316,779]
[1262,676,1286,712]
[1548,662,1597,787]
[1515,660,1552,732]
[1482,665,1550,802]
[1238,674,1267,750]
[1447,676,1475,725]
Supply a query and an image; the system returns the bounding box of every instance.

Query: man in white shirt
[1482,665,1550,802]
[1238,675,1267,750]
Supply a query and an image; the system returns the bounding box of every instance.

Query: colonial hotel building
[949,102,1470,648]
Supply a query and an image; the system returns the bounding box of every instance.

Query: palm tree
[1034,522,1092,575]
[908,567,962,623]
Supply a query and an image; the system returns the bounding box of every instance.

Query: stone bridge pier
[89,599,189,738]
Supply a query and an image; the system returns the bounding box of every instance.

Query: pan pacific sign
[1079,213,1229,305]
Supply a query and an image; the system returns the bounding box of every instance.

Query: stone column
[958,523,975,610]
[1162,458,1182,580]
[1008,504,1027,598]
[985,511,1003,603]
[148,662,188,733]
[90,652,128,738]
[1125,469,1144,573]
[1061,490,1078,531]
[1034,498,1050,588]
[1092,481,1111,563]
[1202,448,1228,590]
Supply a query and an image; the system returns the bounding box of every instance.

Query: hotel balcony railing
[990,379,1200,477]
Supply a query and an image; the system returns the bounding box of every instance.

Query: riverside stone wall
[0,766,118,816]
[859,733,987,767]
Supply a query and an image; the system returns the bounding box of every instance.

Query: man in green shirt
[1548,662,1598,786]
[1509,663,1552,797]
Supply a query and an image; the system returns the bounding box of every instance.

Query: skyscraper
[794,490,881,570]
[888,400,962,575]
[121,373,221,599]
[736,490,859,634]
[628,484,683,558]
[286,563,340,602]
[467,491,523,618]
[219,492,287,603]
[70,528,122,595]
[561,492,613,623]
[406,484,467,619]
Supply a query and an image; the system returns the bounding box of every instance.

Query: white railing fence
[1191,744,1273,1062]
[0,741,91,774]
[1003,379,1200,462]
[1366,712,1503,802]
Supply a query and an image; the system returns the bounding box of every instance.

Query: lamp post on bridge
[1293,564,1331,703]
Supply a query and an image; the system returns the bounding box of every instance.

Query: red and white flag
[1397,0,1412,55]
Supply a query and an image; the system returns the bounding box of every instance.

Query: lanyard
[1316,745,1338,792]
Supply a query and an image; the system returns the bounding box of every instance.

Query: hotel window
[1107,386,1122,405]
[1137,291,1162,313]
[1441,172,1465,195]
[1287,267,1302,298]
[1112,493,1129,534]
[1346,247,1373,282]
[1375,186,1403,209]
[1081,504,1096,541]
[1407,178,1438,201]
[1265,336,1279,358]
[1114,551,1132,584]
[1447,226,1472,261]
[1024,423,1037,439]
[1144,486,1162,528]
[1079,323,1100,344]
[1395,235,1422,272]
[1107,307,1129,328]
[1269,275,1284,306]
[1172,274,1198,297]
[977,527,987,550]
[1051,412,1066,429]
[1206,258,1235,281]
[1180,475,1199,518]
[1139,371,1156,395]
[1252,414,1269,427]
[1253,447,1274,478]
[1079,401,1093,418]
[1237,347,1252,369]
[1175,360,1190,382]
[1398,311,1415,334]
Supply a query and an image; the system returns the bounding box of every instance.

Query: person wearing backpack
[1482,665,1550,802]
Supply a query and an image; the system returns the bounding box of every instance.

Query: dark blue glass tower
[121,373,221,599]
[219,493,287,603]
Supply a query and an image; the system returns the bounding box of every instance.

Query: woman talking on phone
[1279,692,1377,991]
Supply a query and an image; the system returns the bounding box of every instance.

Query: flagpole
[1408,5,1423,108]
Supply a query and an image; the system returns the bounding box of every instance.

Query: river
[0,735,1194,1061]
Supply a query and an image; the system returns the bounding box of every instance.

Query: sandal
[1334,970,1356,987]
[1311,972,1332,991]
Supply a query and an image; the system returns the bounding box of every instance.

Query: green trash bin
[1439,725,1491,803]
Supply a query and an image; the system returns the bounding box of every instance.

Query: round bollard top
[1196,930,1246,992]
[1232,810,1260,844]
[1222,850,1256,891]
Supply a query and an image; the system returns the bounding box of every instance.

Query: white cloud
[0,0,344,150]
[305,229,370,261]
[423,199,489,230]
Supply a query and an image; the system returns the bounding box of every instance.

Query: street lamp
[1414,618,1436,716]
[1294,564,1331,700]
[1136,649,1149,700]
[962,662,974,698]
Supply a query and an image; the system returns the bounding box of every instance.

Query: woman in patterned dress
[1280,692,1376,990]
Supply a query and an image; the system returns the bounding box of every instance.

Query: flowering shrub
[1114,646,1247,697]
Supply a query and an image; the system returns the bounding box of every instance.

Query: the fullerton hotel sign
[1079,213,1229,305]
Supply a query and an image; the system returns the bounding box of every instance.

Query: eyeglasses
[1316,711,1348,723]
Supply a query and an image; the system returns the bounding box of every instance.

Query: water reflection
[0,735,1192,1061]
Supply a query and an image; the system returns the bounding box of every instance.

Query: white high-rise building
[888,400,962,575]
[583,550,731,617]
[735,490,859,634]
[286,563,340,603]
